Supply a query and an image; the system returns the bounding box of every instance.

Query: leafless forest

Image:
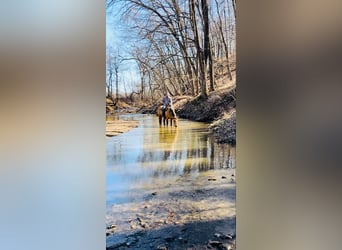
[106,0,236,106]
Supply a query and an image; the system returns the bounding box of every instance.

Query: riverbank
[106,119,139,137]
[106,168,236,250]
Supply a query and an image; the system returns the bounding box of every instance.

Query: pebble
[214,233,221,238]
[106,224,116,230]
[157,245,168,250]
[208,178,217,181]
[208,240,223,246]
[224,234,234,240]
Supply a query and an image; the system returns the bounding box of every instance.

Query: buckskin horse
[156,105,178,127]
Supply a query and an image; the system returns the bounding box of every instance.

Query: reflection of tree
[136,124,181,179]
[209,139,215,170]
[135,117,236,179]
[109,138,123,163]
[205,136,236,170]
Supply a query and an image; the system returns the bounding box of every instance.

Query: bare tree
[107,0,236,101]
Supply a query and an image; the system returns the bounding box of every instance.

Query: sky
[106,4,140,94]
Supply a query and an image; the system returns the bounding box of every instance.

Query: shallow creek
[106,114,236,249]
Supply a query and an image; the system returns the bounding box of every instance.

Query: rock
[106,224,116,230]
[152,192,157,195]
[224,234,235,240]
[164,236,175,242]
[208,178,217,181]
[208,240,223,247]
[125,237,138,247]
[157,245,168,250]
[214,233,222,238]
[222,176,227,179]
[225,244,235,250]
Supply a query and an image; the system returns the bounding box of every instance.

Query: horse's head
[174,118,178,127]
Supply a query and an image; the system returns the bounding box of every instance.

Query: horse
[156,105,178,127]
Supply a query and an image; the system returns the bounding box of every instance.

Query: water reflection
[106,114,235,205]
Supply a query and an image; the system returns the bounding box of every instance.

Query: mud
[106,119,139,137]
[106,169,236,250]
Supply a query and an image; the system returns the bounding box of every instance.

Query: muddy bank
[106,169,236,250]
[176,89,235,123]
[106,119,139,137]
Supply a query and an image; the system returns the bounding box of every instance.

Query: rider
[162,92,173,117]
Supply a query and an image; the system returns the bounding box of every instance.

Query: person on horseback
[162,92,173,117]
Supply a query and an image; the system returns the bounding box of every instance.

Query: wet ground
[106,114,236,249]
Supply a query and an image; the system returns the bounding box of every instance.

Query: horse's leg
[159,116,162,126]
[170,119,172,126]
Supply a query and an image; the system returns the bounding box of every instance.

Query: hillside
[176,86,236,145]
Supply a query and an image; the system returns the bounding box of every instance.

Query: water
[106,114,236,206]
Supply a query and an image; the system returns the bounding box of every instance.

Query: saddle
[162,105,176,118]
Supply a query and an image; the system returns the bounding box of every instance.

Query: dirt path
[106,119,139,137]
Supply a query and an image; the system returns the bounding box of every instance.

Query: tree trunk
[201,0,210,97]
[231,0,236,19]
[190,0,207,98]
[215,0,233,81]
[115,66,119,104]
[209,43,215,91]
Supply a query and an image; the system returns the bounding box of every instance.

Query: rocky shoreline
[106,169,236,250]
[209,110,236,145]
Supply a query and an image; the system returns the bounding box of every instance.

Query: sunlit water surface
[106,114,235,206]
